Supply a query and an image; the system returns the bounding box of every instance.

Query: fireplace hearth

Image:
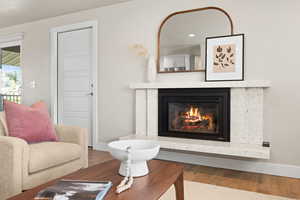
[158,88,230,142]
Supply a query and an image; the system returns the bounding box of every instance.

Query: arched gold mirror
[157,7,234,73]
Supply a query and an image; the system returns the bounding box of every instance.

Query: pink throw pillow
[4,100,58,143]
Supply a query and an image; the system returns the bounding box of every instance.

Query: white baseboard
[92,143,300,179]
[93,142,110,151]
[157,150,300,179]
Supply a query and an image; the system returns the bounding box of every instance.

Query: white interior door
[57,28,93,146]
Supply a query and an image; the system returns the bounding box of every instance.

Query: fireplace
[158,88,230,142]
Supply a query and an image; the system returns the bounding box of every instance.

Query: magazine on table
[34,180,112,200]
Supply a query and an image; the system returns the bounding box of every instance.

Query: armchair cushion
[55,125,88,168]
[29,142,81,174]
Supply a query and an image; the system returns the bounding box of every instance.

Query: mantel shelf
[130,80,271,89]
[120,135,270,159]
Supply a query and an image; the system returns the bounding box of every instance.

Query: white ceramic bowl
[108,139,160,177]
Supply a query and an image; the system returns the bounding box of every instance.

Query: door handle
[87,92,93,96]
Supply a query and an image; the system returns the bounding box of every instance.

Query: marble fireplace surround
[122,81,271,159]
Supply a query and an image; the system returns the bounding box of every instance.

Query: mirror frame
[157,7,234,73]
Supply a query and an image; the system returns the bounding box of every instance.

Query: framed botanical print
[205,34,244,81]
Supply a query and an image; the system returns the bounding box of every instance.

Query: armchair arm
[55,125,88,168]
[0,136,28,199]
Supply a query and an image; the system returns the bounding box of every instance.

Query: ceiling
[0,0,132,28]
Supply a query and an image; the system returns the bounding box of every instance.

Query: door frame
[50,21,98,147]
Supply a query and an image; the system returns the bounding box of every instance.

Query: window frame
[0,33,23,104]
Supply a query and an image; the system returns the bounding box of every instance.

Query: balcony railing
[1,94,21,104]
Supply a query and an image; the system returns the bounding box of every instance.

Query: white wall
[0,0,299,167]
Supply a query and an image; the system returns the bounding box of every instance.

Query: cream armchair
[0,124,88,200]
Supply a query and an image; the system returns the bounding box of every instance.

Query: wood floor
[89,150,300,199]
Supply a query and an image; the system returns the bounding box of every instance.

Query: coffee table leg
[174,171,184,200]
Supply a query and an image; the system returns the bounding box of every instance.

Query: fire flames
[183,106,202,123]
[179,106,214,130]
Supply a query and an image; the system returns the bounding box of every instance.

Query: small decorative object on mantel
[130,44,156,82]
[147,55,156,82]
[205,34,244,81]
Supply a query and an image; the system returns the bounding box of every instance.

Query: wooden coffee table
[8,159,184,200]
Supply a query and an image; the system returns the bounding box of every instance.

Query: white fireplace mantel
[130,80,271,89]
[125,80,271,159]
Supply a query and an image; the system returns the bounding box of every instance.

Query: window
[0,45,22,104]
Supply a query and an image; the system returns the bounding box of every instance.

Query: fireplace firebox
[158,88,230,142]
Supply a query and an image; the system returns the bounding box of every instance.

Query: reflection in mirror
[158,8,233,73]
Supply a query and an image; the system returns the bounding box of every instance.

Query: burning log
[170,105,216,132]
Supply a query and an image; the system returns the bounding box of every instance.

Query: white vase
[147,56,156,82]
